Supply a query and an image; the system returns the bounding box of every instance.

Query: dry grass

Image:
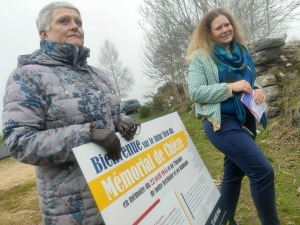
[0,158,41,225]
[0,158,35,190]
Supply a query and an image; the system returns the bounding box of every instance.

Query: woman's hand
[232,80,252,94]
[116,118,140,141]
[91,129,121,160]
[254,88,267,104]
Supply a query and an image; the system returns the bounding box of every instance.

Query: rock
[280,55,289,62]
[248,33,287,54]
[286,62,292,67]
[293,110,300,125]
[265,107,279,118]
[256,74,277,87]
[279,72,285,77]
[251,47,283,65]
[264,85,282,102]
[255,65,267,76]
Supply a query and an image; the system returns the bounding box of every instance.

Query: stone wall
[249,34,287,118]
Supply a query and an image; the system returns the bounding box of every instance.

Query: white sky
[0,0,300,134]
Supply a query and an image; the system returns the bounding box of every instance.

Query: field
[0,111,299,224]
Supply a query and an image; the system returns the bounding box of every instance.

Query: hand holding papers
[241,90,267,122]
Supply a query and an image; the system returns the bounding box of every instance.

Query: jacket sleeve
[187,55,233,104]
[2,67,92,166]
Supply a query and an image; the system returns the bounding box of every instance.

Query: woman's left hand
[116,118,140,141]
[254,88,267,104]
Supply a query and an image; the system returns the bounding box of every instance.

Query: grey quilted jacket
[2,40,125,225]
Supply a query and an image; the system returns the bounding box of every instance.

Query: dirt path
[0,158,35,190]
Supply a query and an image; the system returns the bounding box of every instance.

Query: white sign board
[73,112,231,225]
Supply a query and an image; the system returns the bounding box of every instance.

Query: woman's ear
[39,30,48,40]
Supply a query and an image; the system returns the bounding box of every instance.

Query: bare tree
[139,0,195,102]
[223,0,300,41]
[139,0,300,102]
[98,40,134,102]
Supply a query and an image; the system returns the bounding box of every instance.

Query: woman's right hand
[91,129,121,160]
[232,80,252,94]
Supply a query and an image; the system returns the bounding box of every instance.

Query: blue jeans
[202,115,280,225]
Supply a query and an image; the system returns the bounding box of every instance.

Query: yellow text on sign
[88,130,188,211]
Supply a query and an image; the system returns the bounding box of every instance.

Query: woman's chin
[66,40,84,48]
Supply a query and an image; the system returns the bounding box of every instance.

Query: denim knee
[223,157,245,183]
[248,160,275,190]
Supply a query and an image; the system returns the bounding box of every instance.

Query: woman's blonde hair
[186,8,246,62]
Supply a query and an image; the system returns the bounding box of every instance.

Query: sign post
[73,112,231,225]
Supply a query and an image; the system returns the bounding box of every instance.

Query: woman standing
[187,8,280,225]
[2,2,138,225]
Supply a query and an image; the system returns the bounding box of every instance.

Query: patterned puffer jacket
[2,40,125,225]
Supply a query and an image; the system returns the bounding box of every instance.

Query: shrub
[139,106,151,118]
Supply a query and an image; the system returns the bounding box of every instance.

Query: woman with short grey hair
[36,2,80,35]
[2,2,139,225]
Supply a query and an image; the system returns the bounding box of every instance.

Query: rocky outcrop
[250,34,287,118]
[250,35,300,125]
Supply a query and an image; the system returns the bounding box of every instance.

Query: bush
[139,106,151,118]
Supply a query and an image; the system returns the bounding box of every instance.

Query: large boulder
[256,74,277,87]
[251,47,283,65]
[264,85,282,102]
[248,33,287,54]
[255,65,267,76]
[265,107,279,118]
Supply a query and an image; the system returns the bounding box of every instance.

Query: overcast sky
[1,0,300,134]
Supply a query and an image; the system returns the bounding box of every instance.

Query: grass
[0,108,299,225]
[136,110,300,225]
[0,178,41,225]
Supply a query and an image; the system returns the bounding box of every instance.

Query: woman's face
[210,15,233,47]
[40,8,84,48]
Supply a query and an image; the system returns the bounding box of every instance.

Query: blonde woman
[187,8,280,225]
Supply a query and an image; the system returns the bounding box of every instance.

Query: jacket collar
[40,39,90,67]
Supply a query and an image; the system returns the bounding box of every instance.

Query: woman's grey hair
[36,1,81,37]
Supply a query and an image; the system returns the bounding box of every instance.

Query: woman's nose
[70,21,79,31]
[222,26,229,33]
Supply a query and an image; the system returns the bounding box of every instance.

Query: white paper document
[241,90,267,121]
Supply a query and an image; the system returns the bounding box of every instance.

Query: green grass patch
[136,107,300,225]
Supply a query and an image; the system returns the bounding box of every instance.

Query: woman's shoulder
[88,65,111,82]
[187,50,213,67]
[188,49,204,61]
